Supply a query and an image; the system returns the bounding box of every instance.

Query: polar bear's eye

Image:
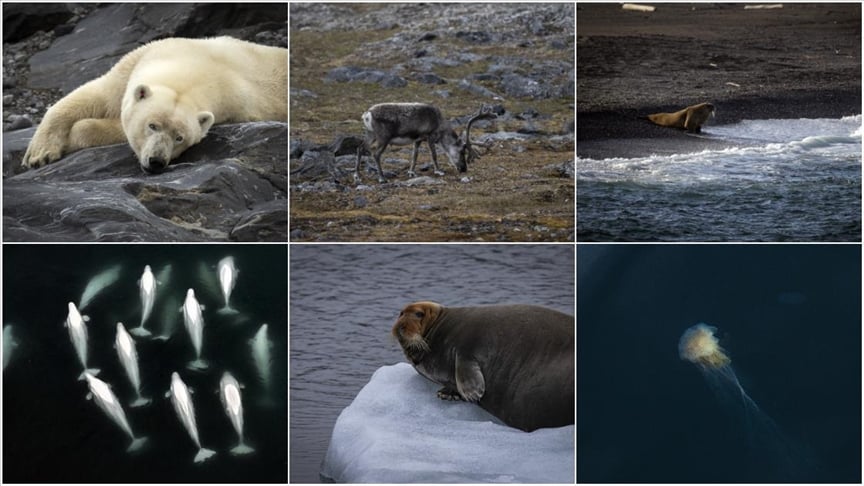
[148,123,158,131]
[175,135,184,143]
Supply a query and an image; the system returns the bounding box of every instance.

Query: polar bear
[22,36,287,174]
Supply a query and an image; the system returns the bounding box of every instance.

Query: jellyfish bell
[678,323,730,369]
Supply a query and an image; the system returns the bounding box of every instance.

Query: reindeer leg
[354,146,364,183]
[429,142,445,176]
[408,140,421,178]
[373,142,389,183]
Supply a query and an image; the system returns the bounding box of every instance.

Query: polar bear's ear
[134,85,152,101]
[198,112,215,134]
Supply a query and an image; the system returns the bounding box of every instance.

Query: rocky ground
[577,3,861,159]
[2,4,288,241]
[289,3,574,242]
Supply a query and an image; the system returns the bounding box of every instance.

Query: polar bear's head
[122,84,215,174]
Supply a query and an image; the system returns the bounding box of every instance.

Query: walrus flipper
[437,387,464,401]
[455,354,485,402]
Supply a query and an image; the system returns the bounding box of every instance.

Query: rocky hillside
[290,3,574,242]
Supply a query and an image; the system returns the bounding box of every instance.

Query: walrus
[392,301,574,432]
[647,102,715,133]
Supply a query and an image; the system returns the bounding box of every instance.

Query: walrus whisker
[404,336,430,354]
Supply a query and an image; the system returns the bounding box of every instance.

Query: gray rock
[380,75,408,89]
[500,73,547,99]
[290,88,318,99]
[402,176,445,187]
[414,72,445,85]
[291,150,338,181]
[324,66,364,82]
[454,31,493,44]
[4,114,32,131]
[3,122,287,242]
[290,138,320,160]
[457,79,500,99]
[325,66,407,88]
[468,73,500,82]
[409,56,462,72]
[3,4,74,43]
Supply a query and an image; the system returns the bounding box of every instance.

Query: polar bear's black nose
[145,157,168,173]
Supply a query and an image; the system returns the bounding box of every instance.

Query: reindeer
[355,103,495,183]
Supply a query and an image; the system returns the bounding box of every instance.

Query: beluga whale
[130,265,156,337]
[65,302,100,380]
[167,372,216,463]
[181,289,208,371]
[219,371,255,455]
[115,322,151,407]
[217,256,240,315]
[83,372,148,453]
[3,325,18,370]
[251,323,273,405]
[78,264,122,310]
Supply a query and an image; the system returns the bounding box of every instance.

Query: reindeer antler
[463,104,497,165]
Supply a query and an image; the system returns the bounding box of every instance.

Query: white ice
[320,363,574,483]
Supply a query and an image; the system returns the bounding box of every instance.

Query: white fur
[22,37,287,172]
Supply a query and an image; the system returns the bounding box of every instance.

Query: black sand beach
[577,3,861,159]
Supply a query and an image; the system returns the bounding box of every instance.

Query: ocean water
[2,245,287,483]
[577,116,862,241]
[290,244,574,483]
[577,245,862,483]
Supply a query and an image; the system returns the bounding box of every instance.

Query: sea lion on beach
[392,301,574,432]
[647,102,715,133]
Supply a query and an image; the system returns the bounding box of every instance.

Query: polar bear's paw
[22,139,64,169]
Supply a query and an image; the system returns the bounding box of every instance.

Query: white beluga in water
[167,372,216,463]
[181,289,208,371]
[217,256,240,315]
[115,322,151,407]
[130,265,156,337]
[83,372,148,453]
[251,324,273,405]
[65,302,100,380]
[3,325,18,370]
[78,264,122,310]
[220,372,255,455]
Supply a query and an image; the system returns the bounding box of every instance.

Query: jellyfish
[679,323,816,481]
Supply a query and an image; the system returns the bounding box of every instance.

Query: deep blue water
[2,244,287,483]
[290,244,574,483]
[577,244,861,483]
